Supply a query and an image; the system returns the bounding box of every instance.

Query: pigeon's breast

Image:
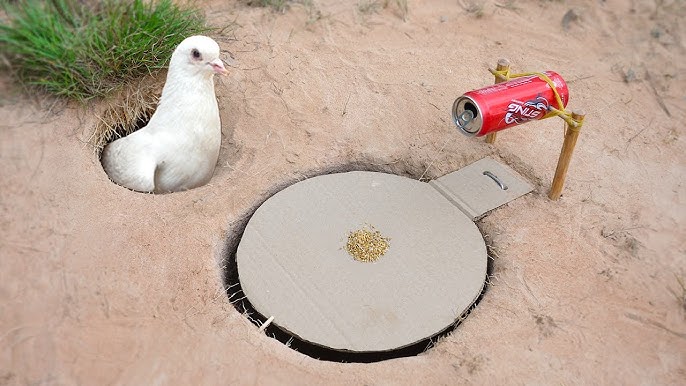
[151,94,222,192]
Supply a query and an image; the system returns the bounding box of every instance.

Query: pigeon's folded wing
[102,131,158,193]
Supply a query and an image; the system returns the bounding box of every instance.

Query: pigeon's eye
[191,48,201,60]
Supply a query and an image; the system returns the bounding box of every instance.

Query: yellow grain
[345,225,390,262]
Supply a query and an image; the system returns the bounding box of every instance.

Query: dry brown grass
[668,273,686,315]
[357,0,382,14]
[358,0,408,21]
[460,0,485,18]
[88,75,164,155]
[390,0,409,21]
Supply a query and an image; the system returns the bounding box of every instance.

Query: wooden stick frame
[485,59,584,200]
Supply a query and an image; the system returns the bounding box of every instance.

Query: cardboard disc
[236,171,487,352]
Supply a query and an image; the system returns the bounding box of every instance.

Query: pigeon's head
[170,35,229,78]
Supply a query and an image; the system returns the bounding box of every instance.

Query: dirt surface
[1,0,685,384]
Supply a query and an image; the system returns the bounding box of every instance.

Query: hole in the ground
[219,164,494,363]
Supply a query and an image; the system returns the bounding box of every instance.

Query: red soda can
[452,71,569,137]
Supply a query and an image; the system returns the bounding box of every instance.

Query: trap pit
[236,171,489,353]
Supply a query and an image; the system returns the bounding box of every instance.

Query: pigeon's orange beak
[210,58,229,76]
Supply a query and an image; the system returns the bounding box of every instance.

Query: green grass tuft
[0,0,209,101]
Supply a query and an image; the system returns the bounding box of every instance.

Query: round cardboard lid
[236,171,487,352]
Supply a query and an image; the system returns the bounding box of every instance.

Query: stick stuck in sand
[549,110,586,200]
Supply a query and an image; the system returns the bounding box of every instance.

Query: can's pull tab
[483,171,508,190]
[455,109,474,129]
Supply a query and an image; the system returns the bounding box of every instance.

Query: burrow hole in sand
[91,77,162,182]
[219,164,495,363]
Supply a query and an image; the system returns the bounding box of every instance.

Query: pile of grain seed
[345,225,390,262]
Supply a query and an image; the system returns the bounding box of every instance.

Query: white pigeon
[102,35,229,193]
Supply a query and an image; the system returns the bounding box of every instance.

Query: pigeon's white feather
[102,35,227,193]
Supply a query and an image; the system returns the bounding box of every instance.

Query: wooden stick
[485,58,510,144]
[259,315,275,332]
[549,111,585,200]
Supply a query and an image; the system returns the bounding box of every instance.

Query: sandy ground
[1,0,685,384]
